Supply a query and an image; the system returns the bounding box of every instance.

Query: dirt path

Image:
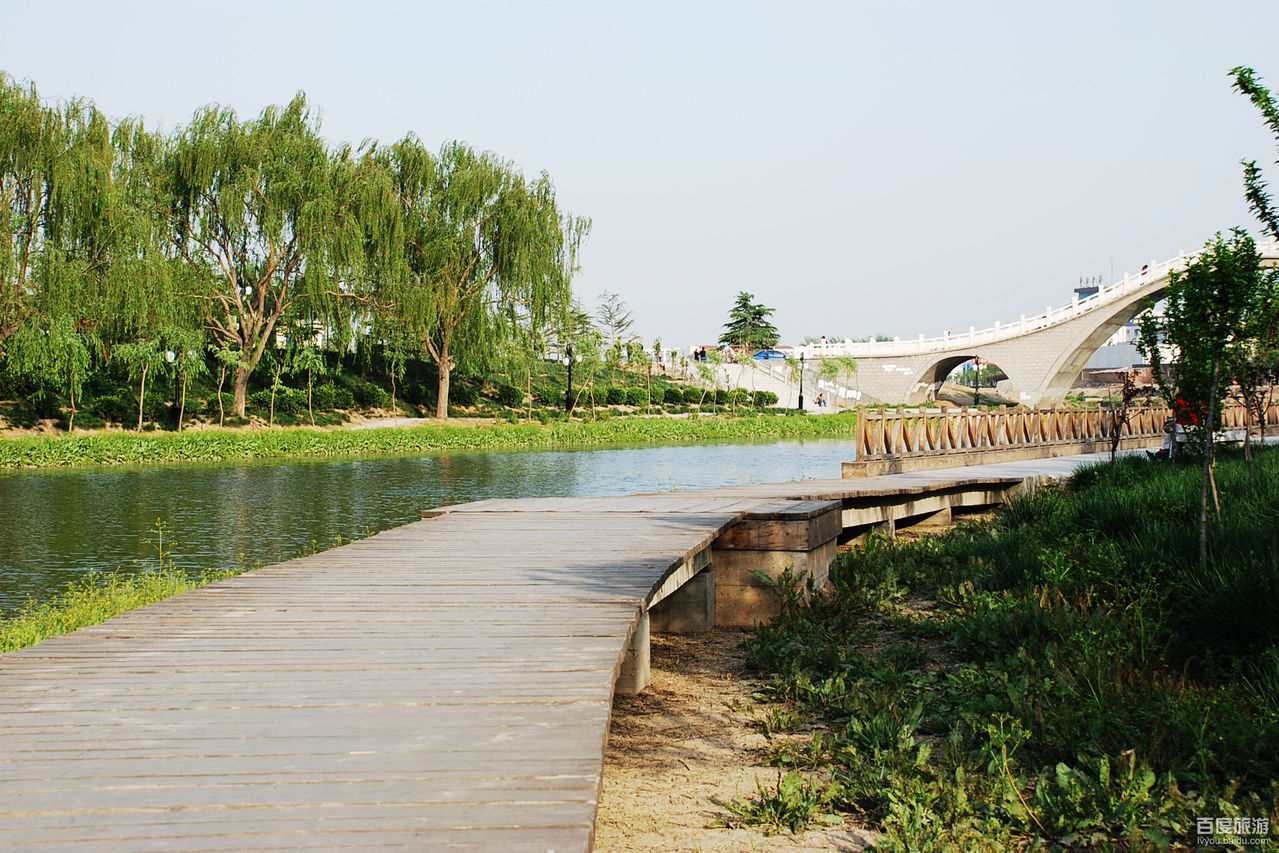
[596,629,875,852]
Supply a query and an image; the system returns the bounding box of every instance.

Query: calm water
[0,437,858,615]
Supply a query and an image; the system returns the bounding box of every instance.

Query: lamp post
[972,356,981,407]
[563,343,577,413]
[166,350,178,428]
[798,352,805,411]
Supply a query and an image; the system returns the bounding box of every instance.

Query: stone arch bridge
[797,240,1279,408]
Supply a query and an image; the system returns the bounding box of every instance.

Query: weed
[720,771,843,834]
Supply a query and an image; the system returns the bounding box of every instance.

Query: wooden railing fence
[855,404,1279,462]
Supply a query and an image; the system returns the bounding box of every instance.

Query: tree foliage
[162,94,363,417]
[1137,230,1278,563]
[0,73,591,427]
[719,291,780,351]
[1231,66,1279,239]
[371,138,588,418]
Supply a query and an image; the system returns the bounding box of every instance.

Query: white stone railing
[799,238,1279,360]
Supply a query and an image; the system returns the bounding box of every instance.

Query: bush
[682,387,703,405]
[331,386,355,410]
[90,394,134,425]
[351,381,391,409]
[312,384,336,412]
[535,386,562,407]
[753,390,779,407]
[496,383,524,407]
[713,389,729,405]
[664,387,684,405]
[450,384,479,407]
[202,392,236,419]
[605,387,625,406]
[626,387,648,407]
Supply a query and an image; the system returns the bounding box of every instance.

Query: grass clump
[0,564,246,654]
[737,448,1279,850]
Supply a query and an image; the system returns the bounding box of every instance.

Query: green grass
[738,448,1279,850]
[0,564,248,654]
[0,411,857,470]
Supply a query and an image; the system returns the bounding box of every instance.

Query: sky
[4,0,1279,352]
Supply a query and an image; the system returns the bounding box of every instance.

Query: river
[0,436,858,615]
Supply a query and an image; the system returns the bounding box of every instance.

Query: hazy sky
[4,0,1278,350]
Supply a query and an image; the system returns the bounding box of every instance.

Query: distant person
[815,392,827,408]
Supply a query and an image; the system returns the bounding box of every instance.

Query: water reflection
[0,436,857,614]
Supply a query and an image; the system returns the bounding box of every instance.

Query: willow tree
[162,94,360,417]
[376,137,588,418]
[0,72,54,352]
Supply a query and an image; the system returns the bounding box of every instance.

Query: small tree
[817,356,858,411]
[595,291,634,348]
[5,314,93,430]
[112,338,168,431]
[211,343,246,427]
[1137,230,1271,565]
[165,327,206,432]
[291,344,328,426]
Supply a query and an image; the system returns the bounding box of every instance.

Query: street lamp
[972,356,981,407]
[166,350,178,428]
[563,343,580,413]
[798,352,805,411]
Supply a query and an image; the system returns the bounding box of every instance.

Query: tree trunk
[307,369,315,426]
[137,365,149,432]
[1199,358,1221,568]
[233,366,250,418]
[178,376,187,433]
[435,359,451,419]
[1244,392,1254,480]
[216,367,227,427]
[68,382,76,433]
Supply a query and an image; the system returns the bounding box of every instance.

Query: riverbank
[0,410,857,470]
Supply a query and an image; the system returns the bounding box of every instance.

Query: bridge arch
[1032,290,1168,406]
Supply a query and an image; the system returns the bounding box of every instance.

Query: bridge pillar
[614,612,650,695]
[649,568,715,633]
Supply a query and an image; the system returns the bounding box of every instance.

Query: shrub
[201,392,236,419]
[753,390,779,407]
[90,394,134,425]
[664,387,684,405]
[682,387,703,405]
[312,384,336,412]
[331,386,355,410]
[495,383,524,407]
[535,386,562,407]
[714,389,729,405]
[352,381,390,409]
[606,387,625,406]
[450,384,479,407]
[626,387,648,407]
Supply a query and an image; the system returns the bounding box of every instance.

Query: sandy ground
[595,629,875,852]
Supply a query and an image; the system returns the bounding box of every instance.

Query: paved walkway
[0,451,1120,851]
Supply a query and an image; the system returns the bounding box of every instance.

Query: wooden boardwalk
[0,454,1117,851]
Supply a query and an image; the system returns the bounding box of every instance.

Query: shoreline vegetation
[0,410,857,471]
[732,447,1279,848]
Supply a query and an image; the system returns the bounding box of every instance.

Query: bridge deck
[0,456,1111,851]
